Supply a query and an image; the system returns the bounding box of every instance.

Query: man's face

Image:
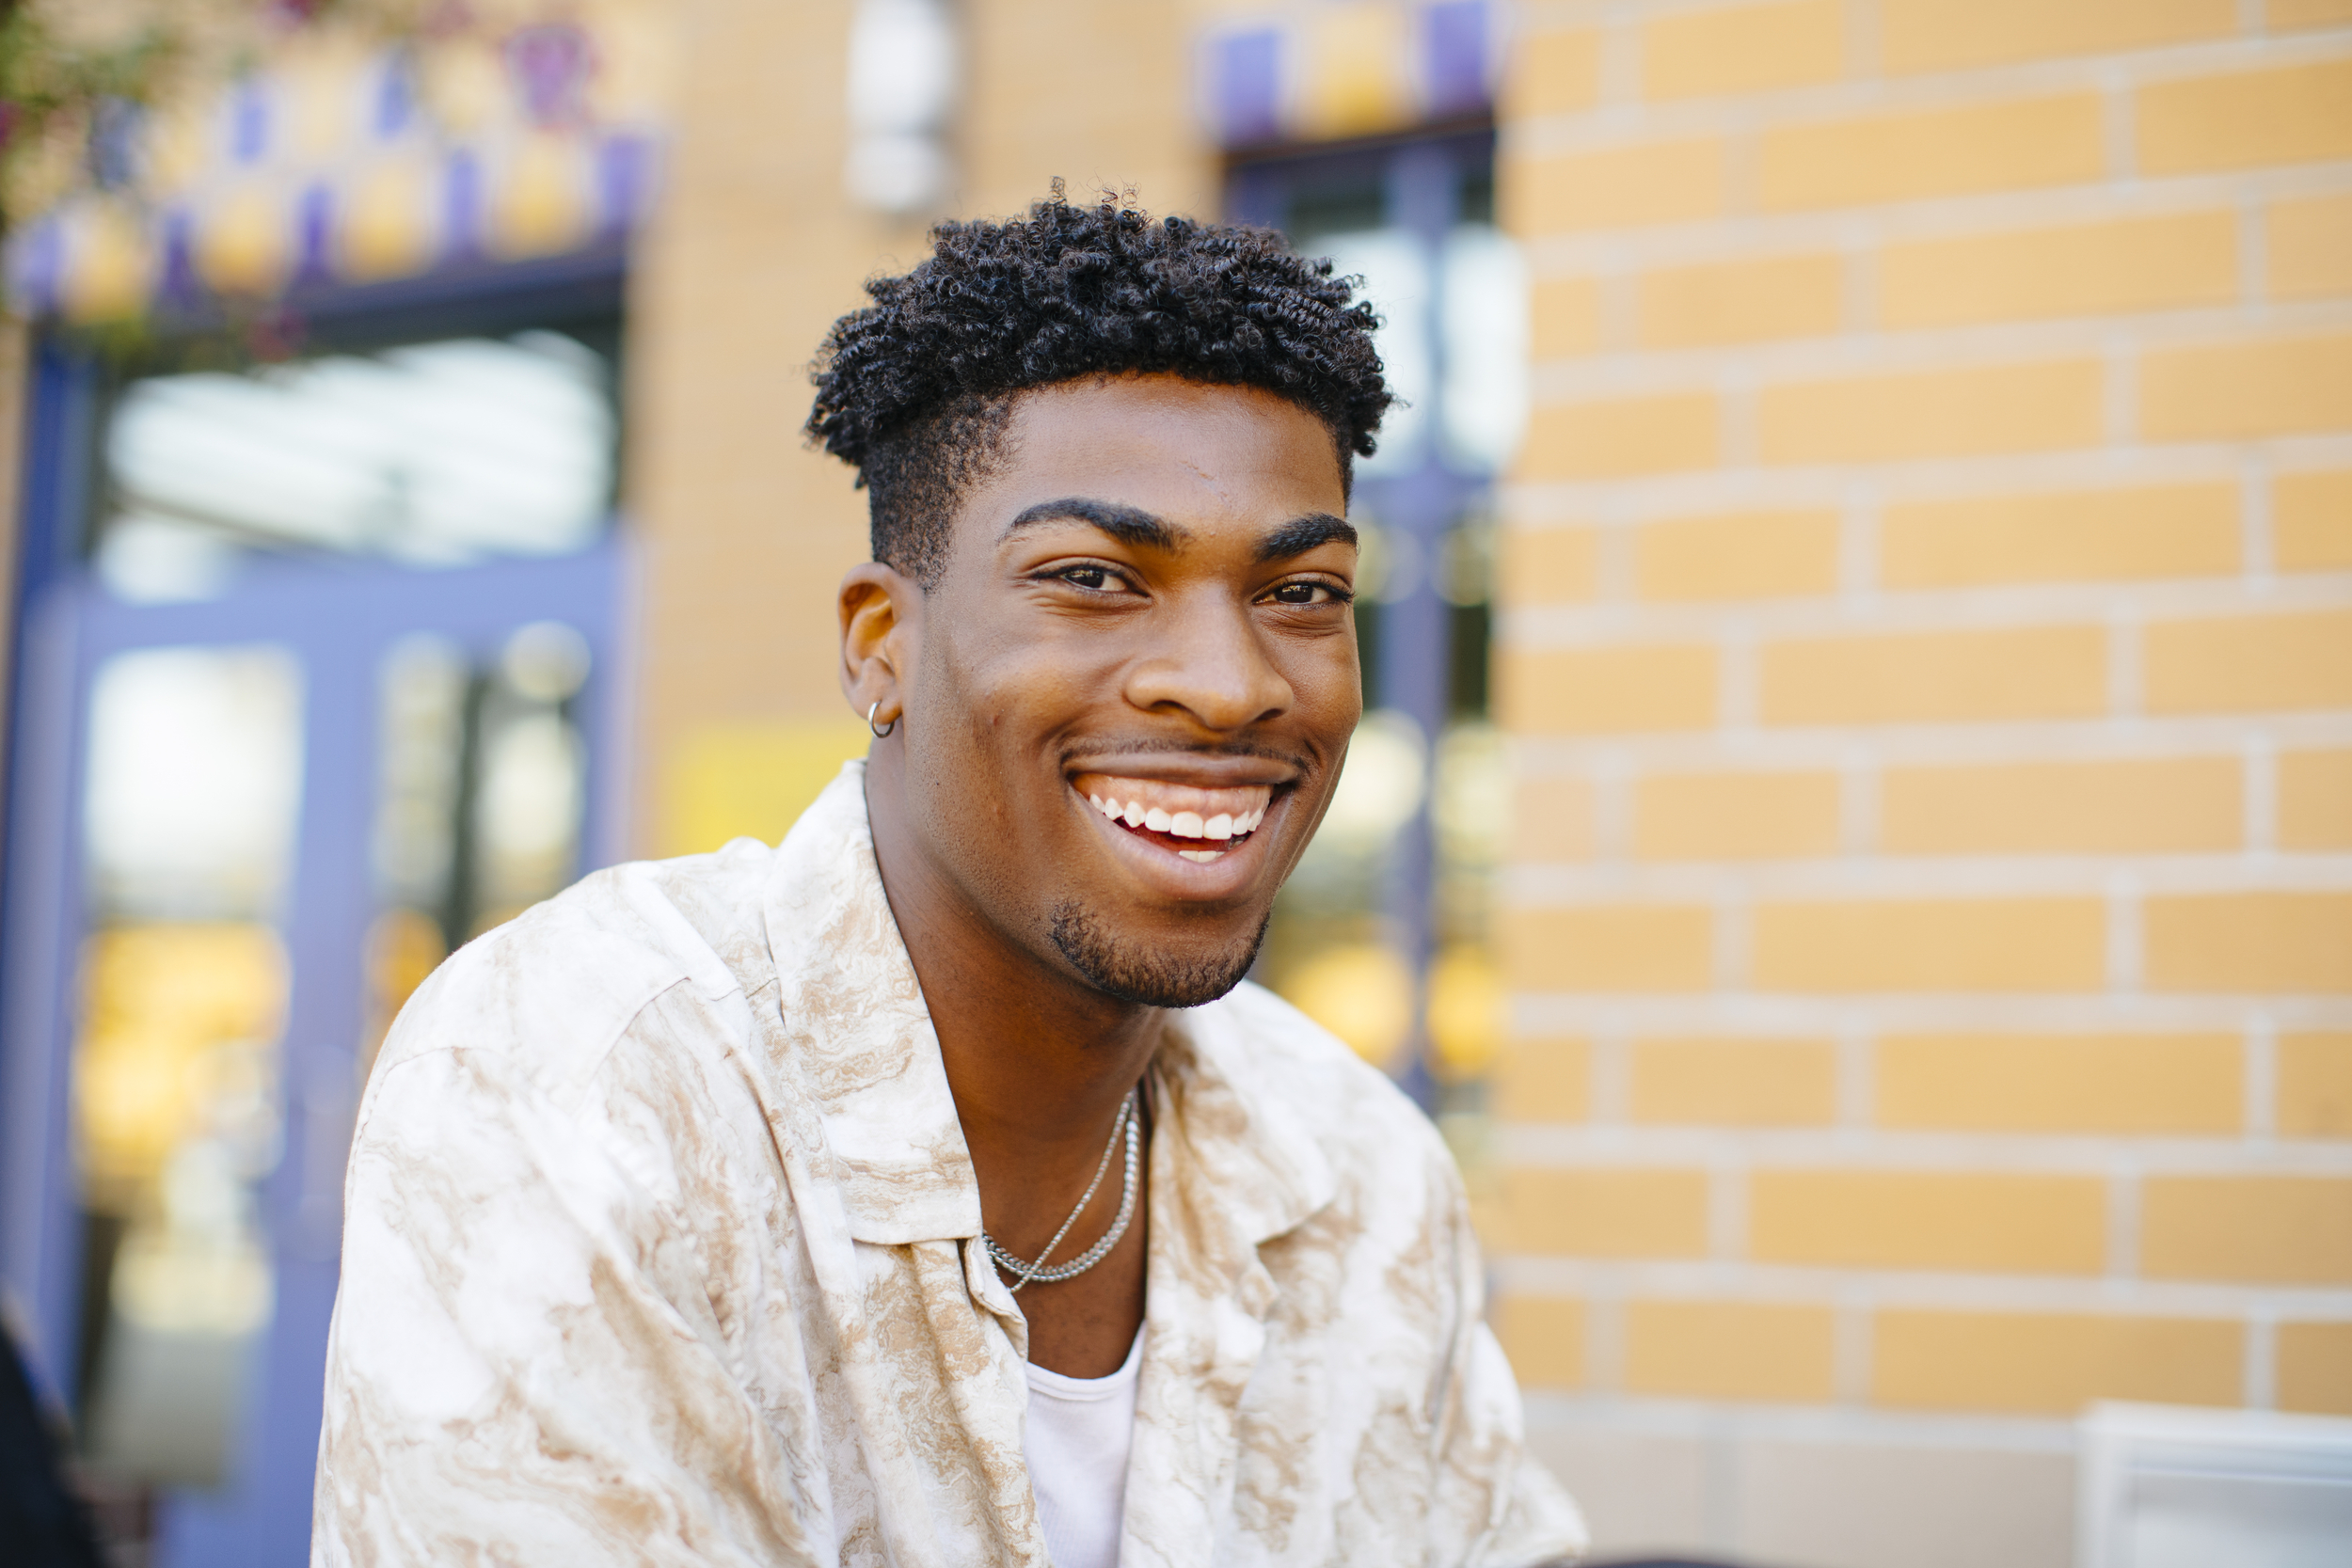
[889,373,1360,1007]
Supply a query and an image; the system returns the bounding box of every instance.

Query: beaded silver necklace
[982,1091,1140,1292]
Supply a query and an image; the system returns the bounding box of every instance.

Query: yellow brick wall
[1495,0,2352,1439]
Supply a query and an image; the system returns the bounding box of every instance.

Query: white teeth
[1177,848,1225,863]
[1081,784,1269,842]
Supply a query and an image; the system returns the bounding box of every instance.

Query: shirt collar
[758,761,1335,1255]
[761,760,979,1244]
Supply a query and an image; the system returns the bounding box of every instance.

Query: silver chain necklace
[982,1091,1140,1292]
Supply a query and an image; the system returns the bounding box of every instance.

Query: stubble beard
[1047,899,1273,1009]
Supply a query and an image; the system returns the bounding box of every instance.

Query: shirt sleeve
[310,1019,823,1568]
[1428,1152,1590,1568]
[1457,1320,1589,1567]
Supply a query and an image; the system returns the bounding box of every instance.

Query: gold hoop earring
[867,701,897,738]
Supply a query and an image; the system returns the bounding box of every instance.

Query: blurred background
[0,0,2345,1563]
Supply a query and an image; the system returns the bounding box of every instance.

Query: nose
[1121,592,1295,733]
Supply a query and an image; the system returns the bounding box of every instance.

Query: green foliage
[0,6,182,197]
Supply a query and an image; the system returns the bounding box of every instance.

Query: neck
[862,748,1161,1244]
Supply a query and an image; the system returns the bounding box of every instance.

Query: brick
[1505,27,1602,119]
[1506,138,1728,234]
[1626,1300,1837,1402]
[1520,393,1721,479]
[1754,897,2107,992]
[1880,483,2239,588]
[1761,625,2107,725]
[1642,0,1844,101]
[1498,643,1719,734]
[1881,212,2238,328]
[1758,359,2105,465]
[1495,1294,1586,1388]
[1496,1037,1591,1123]
[2269,194,2352,301]
[1876,1033,2243,1134]
[1532,275,1603,360]
[2138,58,2352,175]
[1638,253,1843,347]
[2280,752,2352,850]
[1635,508,1841,600]
[1873,1310,2241,1415]
[2142,1176,2352,1283]
[1511,775,1595,863]
[1756,93,2105,212]
[1496,524,1599,606]
[1879,756,2242,854]
[2146,610,2352,714]
[1504,1166,1712,1258]
[2275,470,2352,572]
[1630,1037,1839,1126]
[2278,1323,2352,1416]
[2141,334,2352,441]
[1502,905,1716,992]
[1881,0,2235,74]
[1634,769,1841,860]
[2278,1034,2352,1138]
[2145,894,2352,993]
[2272,0,2352,28]
[1750,1170,2108,1273]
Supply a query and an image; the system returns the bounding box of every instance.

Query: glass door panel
[72,645,303,1490]
[364,622,591,1073]
[4,280,627,1566]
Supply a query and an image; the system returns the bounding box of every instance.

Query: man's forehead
[984,376,1345,521]
[1015,373,1332,457]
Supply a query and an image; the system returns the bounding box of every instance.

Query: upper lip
[1061,752,1302,789]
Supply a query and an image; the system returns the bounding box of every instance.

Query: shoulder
[370,838,782,1105]
[1200,979,1457,1189]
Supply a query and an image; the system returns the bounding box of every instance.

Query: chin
[1047,900,1270,1009]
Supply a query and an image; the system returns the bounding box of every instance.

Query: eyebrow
[1254,512,1356,563]
[1003,497,1357,564]
[1002,498,1187,550]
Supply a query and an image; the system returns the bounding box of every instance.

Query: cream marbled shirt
[313,763,1586,1568]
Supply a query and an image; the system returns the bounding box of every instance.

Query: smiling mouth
[1072,773,1274,863]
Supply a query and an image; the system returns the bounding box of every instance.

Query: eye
[1053,563,1131,592]
[1263,578,1352,607]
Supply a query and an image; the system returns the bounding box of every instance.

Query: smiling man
[313,196,1584,1568]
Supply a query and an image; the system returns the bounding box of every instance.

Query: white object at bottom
[2079,1402,2352,1568]
[1023,1329,1144,1568]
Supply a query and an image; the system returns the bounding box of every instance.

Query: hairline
[882,374,1356,588]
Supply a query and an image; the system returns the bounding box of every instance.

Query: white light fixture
[1318,227,1432,478]
[1439,223,1528,476]
[845,0,959,214]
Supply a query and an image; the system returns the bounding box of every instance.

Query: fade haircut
[805,190,1394,587]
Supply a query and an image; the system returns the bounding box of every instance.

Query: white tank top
[1022,1329,1144,1568]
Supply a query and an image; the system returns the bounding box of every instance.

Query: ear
[839,561,922,730]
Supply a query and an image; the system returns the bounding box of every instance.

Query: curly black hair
[806,192,1393,586]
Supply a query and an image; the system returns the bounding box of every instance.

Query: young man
[313,196,1585,1568]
